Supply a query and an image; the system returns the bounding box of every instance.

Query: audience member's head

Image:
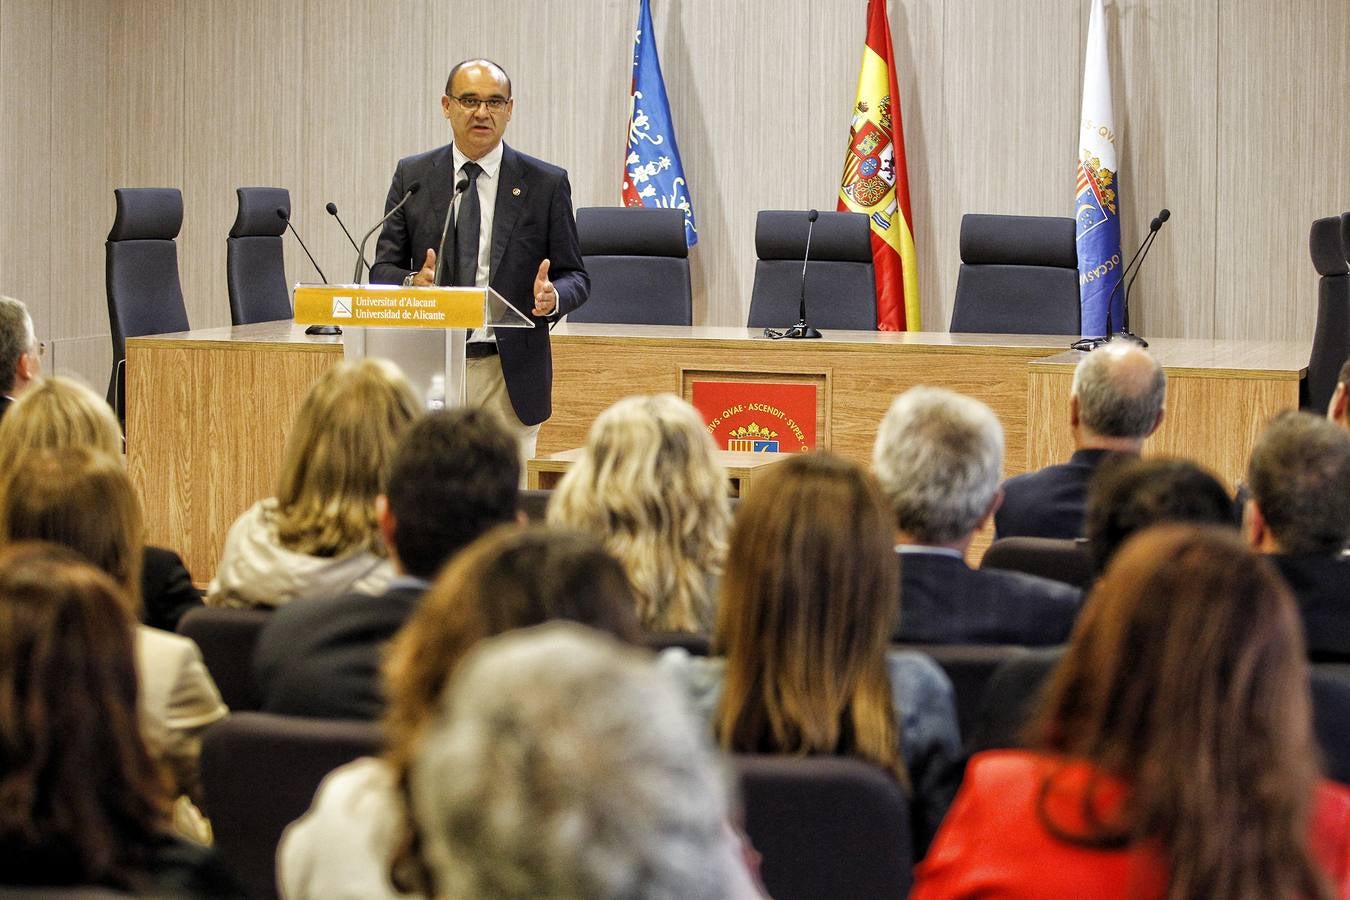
[0,375,121,474]
[381,526,640,893]
[0,295,40,404]
[274,358,420,557]
[1327,357,1350,434]
[548,393,730,633]
[380,408,520,580]
[1069,342,1165,450]
[716,451,903,782]
[1084,456,1234,573]
[0,446,143,614]
[1031,525,1327,899]
[0,543,167,890]
[412,623,736,900]
[1245,410,1350,556]
[872,386,1004,548]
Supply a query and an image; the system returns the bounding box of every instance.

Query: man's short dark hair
[1338,356,1350,389]
[1086,456,1235,573]
[445,58,512,98]
[1247,410,1350,556]
[0,296,33,395]
[386,408,519,579]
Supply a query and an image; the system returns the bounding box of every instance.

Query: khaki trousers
[466,353,539,481]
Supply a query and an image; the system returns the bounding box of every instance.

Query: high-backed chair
[747,210,877,331]
[201,712,383,899]
[981,536,1096,590]
[177,606,273,711]
[735,755,912,900]
[950,213,1081,335]
[1303,212,1350,412]
[227,186,293,326]
[105,188,190,419]
[570,207,692,325]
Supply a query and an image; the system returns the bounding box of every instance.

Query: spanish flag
[838,0,920,331]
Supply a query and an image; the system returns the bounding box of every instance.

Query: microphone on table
[765,209,823,340]
[325,202,367,274]
[433,177,472,287]
[354,181,421,284]
[1070,206,1168,352]
[276,208,328,283]
[1116,208,1170,346]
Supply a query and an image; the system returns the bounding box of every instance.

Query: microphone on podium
[275,208,328,283]
[325,202,367,275]
[433,177,473,287]
[765,209,823,340]
[354,182,421,284]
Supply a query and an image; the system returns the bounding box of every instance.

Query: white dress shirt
[451,141,502,342]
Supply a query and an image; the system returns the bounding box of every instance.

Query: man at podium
[371,58,589,458]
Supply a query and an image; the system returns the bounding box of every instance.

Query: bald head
[1070,342,1166,449]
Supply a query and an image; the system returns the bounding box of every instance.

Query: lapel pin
[512,187,522,196]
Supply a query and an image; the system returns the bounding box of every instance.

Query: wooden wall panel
[1214,0,1350,343]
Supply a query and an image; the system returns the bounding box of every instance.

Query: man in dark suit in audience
[1328,357,1350,436]
[0,295,42,420]
[254,407,521,718]
[873,386,1083,646]
[995,341,1165,540]
[1244,411,1350,661]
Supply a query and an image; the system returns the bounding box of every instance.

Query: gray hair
[1071,343,1166,438]
[871,386,1004,544]
[411,623,736,900]
[1248,411,1350,555]
[0,296,35,395]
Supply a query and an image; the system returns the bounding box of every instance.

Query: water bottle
[425,374,447,411]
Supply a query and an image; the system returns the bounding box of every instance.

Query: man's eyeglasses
[449,95,510,113]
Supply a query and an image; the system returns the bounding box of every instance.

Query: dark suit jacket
[1272,554,1350,662]
[896,551,1083,646]
[252,583,425,720]
[141,545,202,632]
[994,448,1120,540]
[0,395,12,420]
[370,142,589,426]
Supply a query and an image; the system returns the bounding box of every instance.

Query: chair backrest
[570,207,692,325]
[176,606,273,711]
[1303,213,1349,412]
[950,213,1081,335]
[894,643,1033,739]
[748,211,877,331]
[735,755,912,900]
[641,631,712,656]
[227,186,293,326]
[105,188,190,411]
[965,647,1063,754]
[1312,666,1350,785]
[518,487,551,523]
[201,712,383,900]
[981,536,1096,590]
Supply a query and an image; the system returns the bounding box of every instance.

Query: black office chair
[1302,212,1349,413]
[570,207,692,325]
[747,210,877,331]
[105,187,190,420]
[227,186,293,326]
[949,213,1081,335]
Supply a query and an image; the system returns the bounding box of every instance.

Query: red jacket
[913,750,1350,899]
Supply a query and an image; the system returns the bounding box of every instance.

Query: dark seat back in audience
[1303,212,1350,412]
[1312,666,1350,785]
[735,754,912,900]
[105,187,190,419]
[950,213,1080,335]
[227,186,293,326]
[895,643,1033,739]
[518,487,551,523]
[201,712,382,900]
[641,631,712,655]
[177,606,273,711]
[747,211,877,331]
[570,207,692,325]
[981,537,1095,590]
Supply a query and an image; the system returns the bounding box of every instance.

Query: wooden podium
[293,283,532,403]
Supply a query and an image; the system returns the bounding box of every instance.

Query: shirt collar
[386,574,433,593]
[895,544,965,560]
[451,141,503,181]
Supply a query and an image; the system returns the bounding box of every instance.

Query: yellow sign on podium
[293,284,527,330]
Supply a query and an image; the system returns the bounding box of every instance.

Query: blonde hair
[272,359,420,557]
[547,394,730,632]
[0,376,122,473]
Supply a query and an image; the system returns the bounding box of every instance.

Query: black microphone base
[1110,330,1148,347]
[1070,336,1109,351]
[782,323,822,339]
[305,325,343,336]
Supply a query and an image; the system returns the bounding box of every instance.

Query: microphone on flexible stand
[275,208,339,336]
[1116,208,1169,346]
[433,177,472,286]
[766,209,823,340]
[1071,206,1168,351]
[354,182,421,284]
[325,202,367,274]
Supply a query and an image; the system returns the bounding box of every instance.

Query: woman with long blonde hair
[547,394,731,632]
[659,451,961,850]
[914,525,1350,898]
[207,358,420,608]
